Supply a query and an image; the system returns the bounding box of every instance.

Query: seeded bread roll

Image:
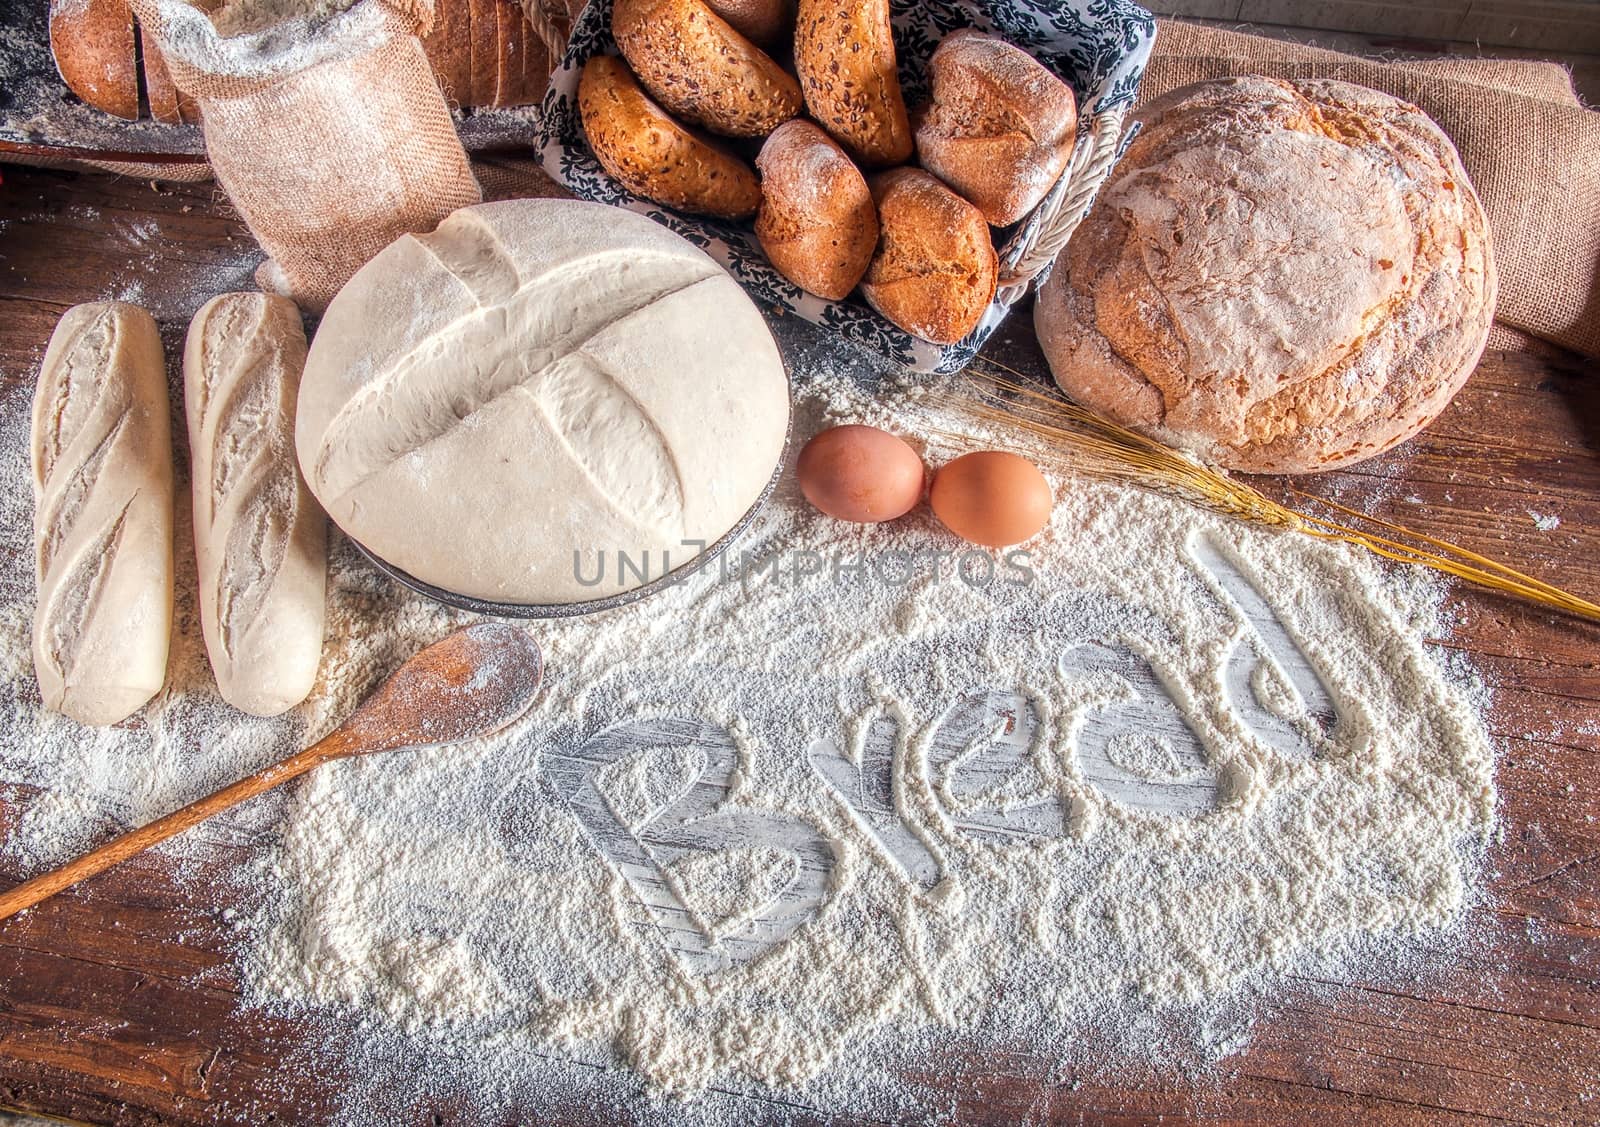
[755,121,878,301]
[49,0,139,120]
[579,55,761,220]
[793,0,911,166]
[1037,77,1497,474]
[32,302,174,726]
[185,294,327,717]
[612,0,801,138]
[914,30,1078,226]
[704,0,792,45]
[860,168,997,345]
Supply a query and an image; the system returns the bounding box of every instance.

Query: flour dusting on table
[0,319,1497,1120]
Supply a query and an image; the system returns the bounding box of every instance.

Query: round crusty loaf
[613,0,801,138]
[1037,77,1496,474]
[755,121,878,301]
[580,55,761,220]
[860,168,997,345]
[914,30,1078,227]
[49,0,140,120]
[793,0,911,166]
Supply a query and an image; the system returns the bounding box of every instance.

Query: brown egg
[796,425,925,523]
[929,451,1052,547]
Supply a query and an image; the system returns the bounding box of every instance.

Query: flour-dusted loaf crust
[1037,77,1497,474]
[793,0,911,166]
[184,294,326,717]
[612,0,801,138]
[860,168,997,345]
[296,199,790,605]
[32,302,174,726]
[580,55,761,220]
[49,0,140,120]
[914,30,1077,226]
[755,120,878,300]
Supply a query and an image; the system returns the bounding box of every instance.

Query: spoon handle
[0,729,355,921]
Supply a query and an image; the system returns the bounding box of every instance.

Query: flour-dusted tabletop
[0,164,1597,1125]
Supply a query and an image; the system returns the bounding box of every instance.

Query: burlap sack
[129,0,481,311]
[1143,21,1600,359]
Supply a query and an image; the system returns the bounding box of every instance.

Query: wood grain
[1,163,1598,1125]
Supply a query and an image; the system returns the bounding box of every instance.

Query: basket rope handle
[522,0,574,60]
[995,104,1128,304]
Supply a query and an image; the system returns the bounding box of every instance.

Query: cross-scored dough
[296,199,790,605]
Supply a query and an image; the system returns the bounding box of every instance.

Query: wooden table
[0,163,1597,1126]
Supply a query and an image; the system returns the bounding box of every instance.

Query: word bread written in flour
[533,718,837,976]
[514,535,1352,973]
[32,301,175,726]
[816,533,1347,891]
[296,199,789,605]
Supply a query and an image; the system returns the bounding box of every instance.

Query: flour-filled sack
[296,199,790,605]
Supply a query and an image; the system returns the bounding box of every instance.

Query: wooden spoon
[0,622,543,921]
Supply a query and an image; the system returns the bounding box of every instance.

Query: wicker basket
[529,0,1155,374]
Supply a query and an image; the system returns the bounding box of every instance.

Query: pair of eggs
[796,424,1052,548]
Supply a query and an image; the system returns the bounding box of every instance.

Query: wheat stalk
[938,359,1600,625]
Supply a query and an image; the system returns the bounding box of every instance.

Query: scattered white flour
[0,317,1497,1121]
[1529,509,1561,531]
[148,0,387,81]
[208,0,361,38]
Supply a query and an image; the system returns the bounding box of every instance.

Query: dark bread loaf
[49,0,140,120]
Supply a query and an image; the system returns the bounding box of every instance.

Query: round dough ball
[1037,77,1496,474]
[296,199,790,605]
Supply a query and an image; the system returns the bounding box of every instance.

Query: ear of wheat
[944,360,1600,625]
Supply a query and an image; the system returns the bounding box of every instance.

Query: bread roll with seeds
[184,294,327,717]
[860,168,996,345]
[793,0,911,166]
[612,0,801,138]
[755,120,877,300]
[32,302,174,726]
[1036,77,1497,473]
[579,55,761,219]
[914,30,1078,226]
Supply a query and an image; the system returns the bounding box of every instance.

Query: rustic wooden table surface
[0,163,1596,1126]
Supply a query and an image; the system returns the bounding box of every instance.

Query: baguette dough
[32,302,175,726]
[296,199,790,605]
[185,293,327,716]
[1037,77,1496,473]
